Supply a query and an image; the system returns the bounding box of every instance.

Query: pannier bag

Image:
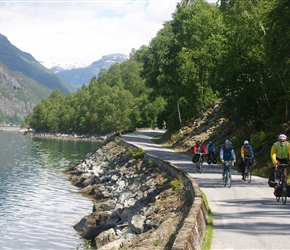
[274,184,282,197]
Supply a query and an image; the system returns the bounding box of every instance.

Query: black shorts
[192,154,201,163]
[276,158,288,165]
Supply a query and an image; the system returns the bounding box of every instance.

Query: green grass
[201,191,213,250]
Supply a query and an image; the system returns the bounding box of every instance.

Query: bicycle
[196,153,204,174]
[274,164,288,205]
[223,161,234,188]
[243,156,253,183]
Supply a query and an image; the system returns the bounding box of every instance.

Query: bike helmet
[244,140,249,145]
[278,134,287,140]
[225,139,232,147]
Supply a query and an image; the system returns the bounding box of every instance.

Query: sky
[0,0,217,68]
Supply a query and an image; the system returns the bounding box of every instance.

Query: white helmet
[244,140,249,145]
[278,134,287,140]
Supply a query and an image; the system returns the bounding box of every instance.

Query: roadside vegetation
[23,0,290,175]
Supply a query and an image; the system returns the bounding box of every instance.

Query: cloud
[0,0,217,68]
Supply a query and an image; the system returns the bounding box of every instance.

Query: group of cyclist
[192,133,290,183]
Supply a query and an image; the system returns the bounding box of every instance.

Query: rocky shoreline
[66,137,191,249]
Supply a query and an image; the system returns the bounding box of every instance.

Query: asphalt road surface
[122,129,290,250]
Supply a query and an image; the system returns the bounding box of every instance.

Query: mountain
[0,34,74,124]
[51,54,128,89]
[0,34,74,96]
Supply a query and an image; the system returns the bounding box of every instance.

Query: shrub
[170,174,184,192]
[132,147,144,159]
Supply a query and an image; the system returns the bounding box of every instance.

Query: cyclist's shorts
[192,154,201,163]
[277,158,288,165]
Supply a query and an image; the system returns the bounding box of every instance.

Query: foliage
[250,131,266,149]
[170,174,184,192]
[75,239,93,250]
[132,147,144,159]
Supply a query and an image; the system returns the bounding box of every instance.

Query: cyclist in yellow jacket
[270,134,290,183]
[241,140,254,181]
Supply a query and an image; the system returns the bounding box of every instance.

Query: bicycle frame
[196,153,204,173]
[223,161,233,188]
[276,164,288,204]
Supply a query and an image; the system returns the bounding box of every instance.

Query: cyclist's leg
[194,154,199,168]
[222,163,226,177]
[248,162,252,183]
[284,167,288,180]
[275,165,279,182]
[241,161,245,180]
[282,175,287,204]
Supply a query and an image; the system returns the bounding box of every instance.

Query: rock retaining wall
[122,139,209,250]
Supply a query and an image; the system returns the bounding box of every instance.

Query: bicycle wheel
[199,162,202,173]
[228,169,231,188]
[223,170,227,187]
[282,179,287,205]
[245,166,251,183]
[248,168,251,183]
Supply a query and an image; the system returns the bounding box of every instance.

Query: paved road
[122,130,290,250]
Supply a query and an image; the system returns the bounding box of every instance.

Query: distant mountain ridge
[0,33,126,124]
[0,33,74,124]
[51,53,128,89]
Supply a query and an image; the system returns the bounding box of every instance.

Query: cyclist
[241,140,255,180]
[220,139,236,178]
[206,141,216,165]
[270,134,290,183]
[192,139,207,171]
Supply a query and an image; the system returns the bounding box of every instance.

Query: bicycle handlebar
[277,164,288,168]
[224,160,235,165]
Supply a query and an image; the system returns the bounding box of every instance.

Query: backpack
[268,171,275,187]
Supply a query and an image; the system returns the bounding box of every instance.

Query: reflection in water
[0,131,101,250]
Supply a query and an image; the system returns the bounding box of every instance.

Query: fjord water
[0,129,101,250]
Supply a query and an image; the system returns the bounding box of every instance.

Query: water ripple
[0,131,101,249]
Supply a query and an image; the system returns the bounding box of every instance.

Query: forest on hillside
[24,0,290,153]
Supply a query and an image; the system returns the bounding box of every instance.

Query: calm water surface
[0,128,101,250]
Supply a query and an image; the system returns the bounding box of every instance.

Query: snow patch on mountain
[50,62,88,73]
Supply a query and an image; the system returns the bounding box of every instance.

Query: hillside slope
[0,34,74,96]
[165,101,282,176]
[0,34,75,124]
